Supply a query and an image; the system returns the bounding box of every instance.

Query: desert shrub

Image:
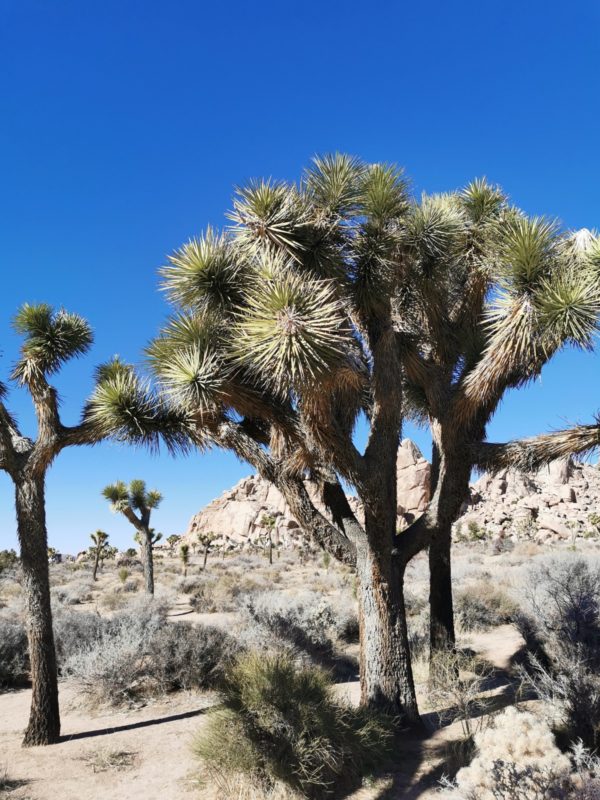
[407,607,430,660]
[190,574,265,613]
[439,708,572,799]
[0,615,29,689]
[193,652,395,798]
[455,582,518,631]
[335,610,359,644]
[0,550,18,575]
[53,607,104,667]
[51,578,93,606]
[242,591,336,658]
[63,600,237,705]
[516,558,600,749]
[148,623,239,692]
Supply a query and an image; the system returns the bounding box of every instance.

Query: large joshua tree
[88,155,600,721]
[137,158,424,721]
[102,480,163,594]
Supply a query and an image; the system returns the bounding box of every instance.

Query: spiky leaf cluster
[12,303,93,383]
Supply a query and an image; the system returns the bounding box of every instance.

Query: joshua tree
[89,530,110,581]
[102,480,163,594]
[90,156,599,723]
[0,303,171,746]
[399,214,600,654]
[260,514,277,564]
[197,531,215,570]
[167,533,181,552]
[179,542,190,576]
[143,156,432,722]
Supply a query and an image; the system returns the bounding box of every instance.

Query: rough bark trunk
[203,545,209,570]
[428,529,454,652]
[15,475,61,746]
[92,549,100,582]
[356,537,420,723]
[142,530,154,595]
[427,430,472,655]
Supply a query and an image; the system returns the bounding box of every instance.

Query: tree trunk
[15,475,61,746]
[427,432,472,656]
[268,532,273,565]
[203,545,209,570]
[428,528,454,652]
[356,538,420,723]
[142,530,154,595]
[92,549,100,582]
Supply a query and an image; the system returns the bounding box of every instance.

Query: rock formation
[183,438,600,551]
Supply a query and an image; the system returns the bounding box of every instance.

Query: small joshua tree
[167,533,181,553]
[180,543,190,576]
[89,530,110,581]
[102,480,163,594]
[260,514,277,565]
[197,531,215,570]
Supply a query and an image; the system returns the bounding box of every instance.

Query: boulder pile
[183,440,600,550]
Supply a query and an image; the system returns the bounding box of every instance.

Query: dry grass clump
[193,652,395,799]
[428,649,494,738]
[455,581,519,632]
[440,708,572,799]
[81,747,137,773]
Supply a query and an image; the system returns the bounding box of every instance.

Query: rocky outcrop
[457,457,600,545]
[184,439,431,550]
[183,439,600,551]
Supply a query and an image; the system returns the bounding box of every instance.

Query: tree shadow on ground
[59,706,208,742]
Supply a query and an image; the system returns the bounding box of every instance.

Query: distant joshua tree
[167,533,181,553]
[197,531,216,570]
[260,514,277,565]
[102,480,163,594]
[179,542,190,576]
[89,530,110,581]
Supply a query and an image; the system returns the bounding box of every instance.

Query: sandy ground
[0,624,524,800]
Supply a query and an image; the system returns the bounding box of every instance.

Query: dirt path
[0,685,213,800]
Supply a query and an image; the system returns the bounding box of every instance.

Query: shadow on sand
[59,707,208,743]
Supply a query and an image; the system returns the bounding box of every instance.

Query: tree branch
[214,420,357,565]
[472,421,600,474]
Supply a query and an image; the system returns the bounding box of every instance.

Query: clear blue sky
[1,0,599,553]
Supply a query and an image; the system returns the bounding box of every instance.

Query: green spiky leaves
[102,480,130,512]
[161,228,245,313]
[229,179,310,260]
[460,178,506,223]
[147,311,228,415]
[103,479,162,514]
[304,153,365,217]
[233,271,349,393]
[12,303,93,383]
[360,163,409,225]
[86,365,189,452]
[498,216,559,293]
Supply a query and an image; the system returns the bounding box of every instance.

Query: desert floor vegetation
[2,537,600,798]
